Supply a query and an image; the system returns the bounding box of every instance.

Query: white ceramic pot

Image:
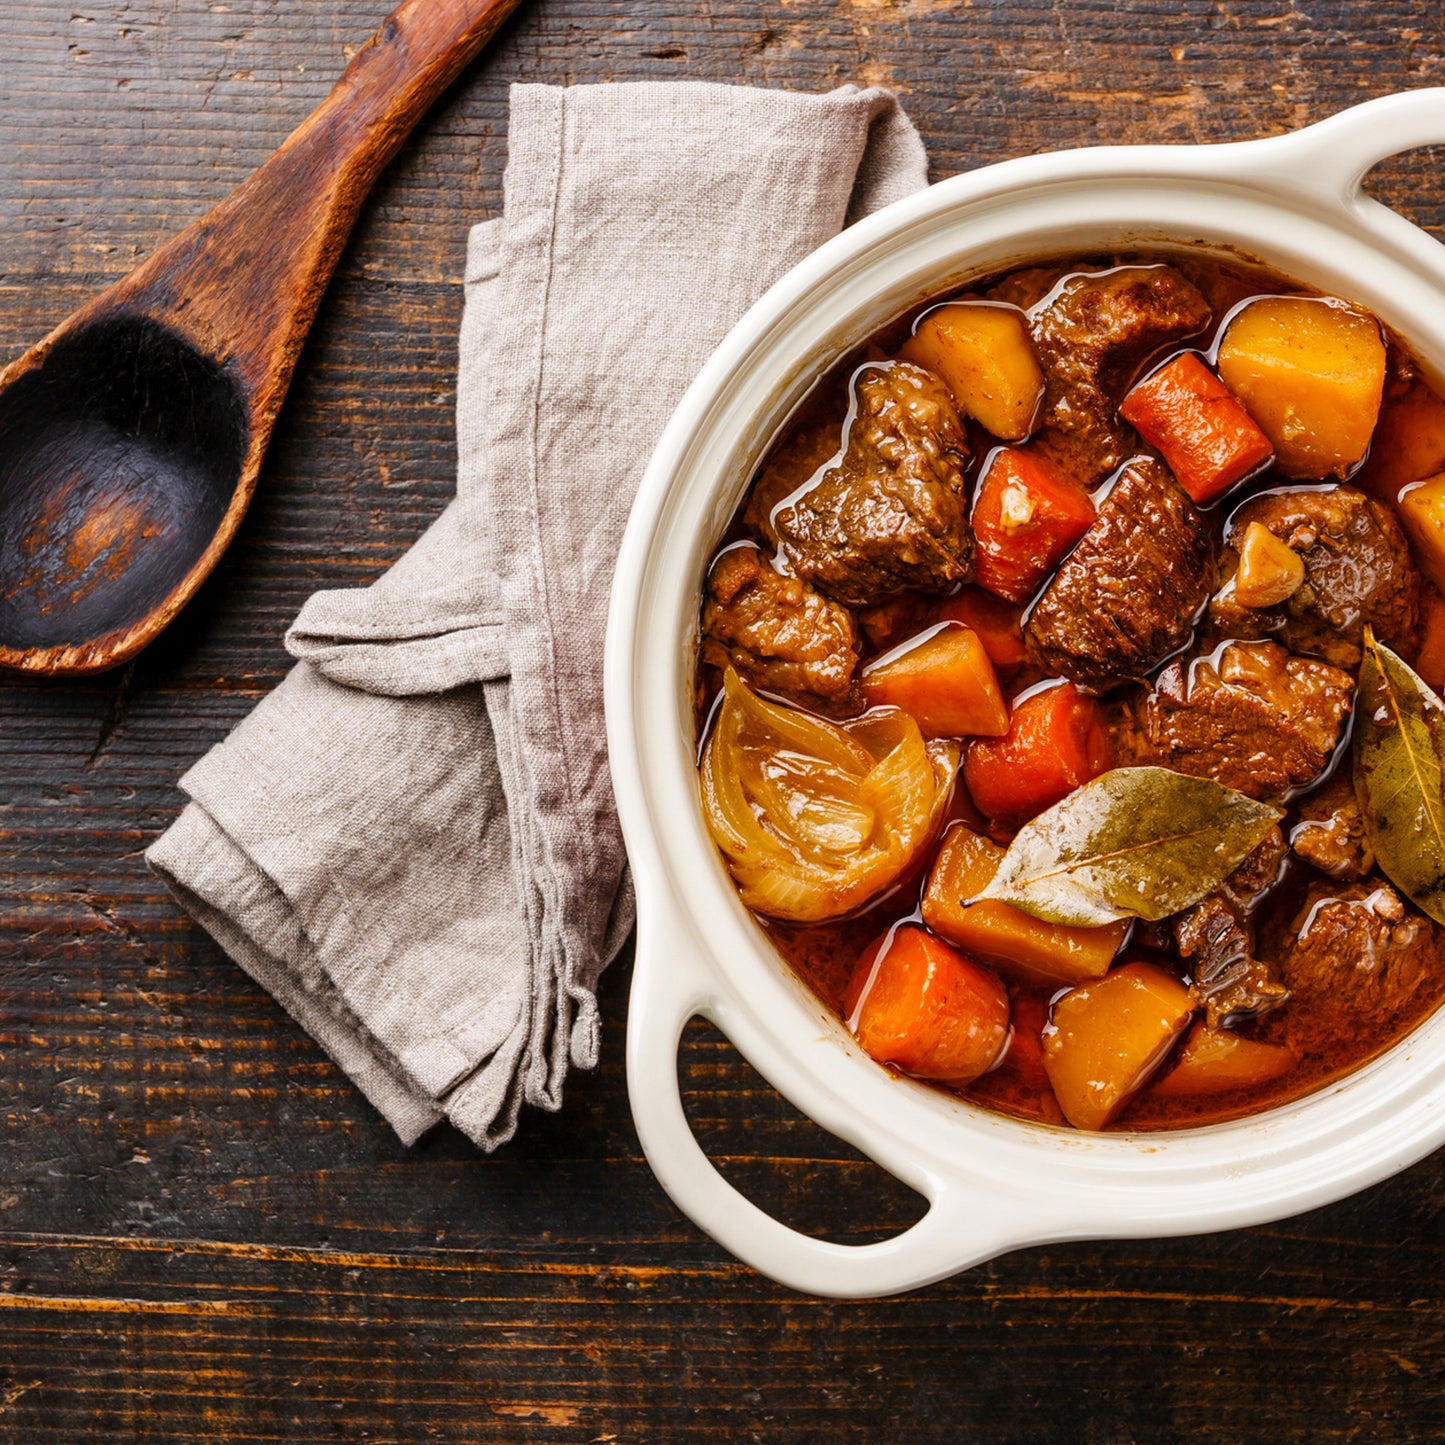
[604,91,1445,1299]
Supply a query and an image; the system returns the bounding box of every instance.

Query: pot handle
[625,905,1042,1298]
[1236,89,1445,207]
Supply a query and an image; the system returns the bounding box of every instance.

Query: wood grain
[3,1,1445,1439]
[0,0,525,676]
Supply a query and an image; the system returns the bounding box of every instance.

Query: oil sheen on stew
[695,248,1445,1132]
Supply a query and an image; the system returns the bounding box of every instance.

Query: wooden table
[3,2,1444,1439]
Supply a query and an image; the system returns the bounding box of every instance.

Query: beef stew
[695,249,1445,1133]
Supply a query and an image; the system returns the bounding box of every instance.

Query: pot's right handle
[625,903,1048,1299]
[1237,89,1445,209]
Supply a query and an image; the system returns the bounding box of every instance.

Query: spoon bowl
[0,0,523,676]
[0,319,246,655]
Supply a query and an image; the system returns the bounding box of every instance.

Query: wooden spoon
[0,0,524,676]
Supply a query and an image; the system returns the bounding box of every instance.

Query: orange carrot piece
[861,622,1008,739]
[970,448,1097,603]
[1042,962,1195,1131]
[921,825,1126,988]
[844,924,1010,1086]
[1149,1020,1296,1098]
[932,586,1030,670]
[1120,352,1274,504]
[962,682,1113,825]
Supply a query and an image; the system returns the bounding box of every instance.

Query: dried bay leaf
[1353,630,1445,925]
[979,766,1282,927]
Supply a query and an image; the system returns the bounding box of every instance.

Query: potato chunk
[1042,963,1194,1130]
[900,302,1045,442]
[921,826,1126,989]
[1149,1022,1295,1098]
[1216,297,1386,480]
[1396,473,1445,595]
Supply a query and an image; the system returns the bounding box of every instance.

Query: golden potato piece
[1042,962,1193,1131]
[921,825,1126,990]
[1216,296,1386,480]
[1397,472,1445,596]
[900,302,1045,442]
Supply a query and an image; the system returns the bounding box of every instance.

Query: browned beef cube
[1266,882,1441,1055]
[1289,770,1375,882]
[1111,640,1353,802]
[1001,264,1212,485]
[1210,484,1420,669]
[701,544,860,713]
[1024,459,1214,688]
[1173,828,1289,1027]
[746,361,972,606]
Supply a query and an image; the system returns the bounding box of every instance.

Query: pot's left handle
[625,905,1042,1299]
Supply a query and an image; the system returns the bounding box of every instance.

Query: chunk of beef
[745,361,972,606]
[1111,640,1353,802]
[1024,459,1214,688]
[1210,485,1420,669]
[1267,881,1441,1055]
[1013,264,1212,485]
[701,544,860,712]
[1173,827,1289,1027]
[1289,770,1374,882]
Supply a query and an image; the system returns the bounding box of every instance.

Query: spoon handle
[101,0,526,405]
[289,0,529,200]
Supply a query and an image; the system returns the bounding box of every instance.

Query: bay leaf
[979,766,1282,927]
[1352,629,1445,925]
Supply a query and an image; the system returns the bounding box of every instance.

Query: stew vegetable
[696,250,1445,1132]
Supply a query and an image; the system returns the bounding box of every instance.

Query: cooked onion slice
[700,668,958,921]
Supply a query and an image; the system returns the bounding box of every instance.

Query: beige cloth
[147,82,928,1147]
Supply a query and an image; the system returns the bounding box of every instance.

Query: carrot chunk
[1042,962,1195,1130]
[844,925,1010,1086]
[992,989,1052,1096]
[932,587,1030,670]
[970,448,1097,603]
[921,825,1126,988]
[1149,1021,1296,1098]
[1119,352,1274,504]
[861,622,1008,739]
[962,682,1113,825]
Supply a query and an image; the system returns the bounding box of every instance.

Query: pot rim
[605,90,1445,1298]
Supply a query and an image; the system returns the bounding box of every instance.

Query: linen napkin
[146,81,928,1148]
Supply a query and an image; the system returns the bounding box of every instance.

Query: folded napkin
[147,81,928,1148]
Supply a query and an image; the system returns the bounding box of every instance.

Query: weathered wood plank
[3,0,1445,1439]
